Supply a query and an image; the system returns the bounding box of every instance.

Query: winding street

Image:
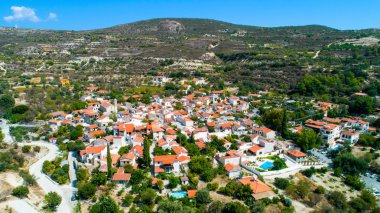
[1,119,76,212]
[22,141,76,213]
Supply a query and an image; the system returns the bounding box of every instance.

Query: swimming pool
[170,191,187,198]
[259,161,274,170]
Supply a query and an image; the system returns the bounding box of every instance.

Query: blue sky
[0,0,379,30]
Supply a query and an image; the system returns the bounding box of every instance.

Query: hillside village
[25,76,376,212]
[0,18,380,213]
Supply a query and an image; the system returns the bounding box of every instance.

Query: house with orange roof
[224,163,242,179]
[101,154,120,167]
[286,150,307,163]
[216,152,241,166]
[340,130,360,145]
[80,145,107,165]
[177,116,194,127]
[151,125,164,141]
[239,176,275,200]
[172,145,188,156]
[320,123,341,143]
[87,129,106,141]
[341,117,369,132]
[120,152,138,168]
[153,155,180,176]
[48,119,61,131]
[322,117,341,124]
[247,139,275,156]
[253,127,276,139]
[100,100,116,114]
[112,168,131,184]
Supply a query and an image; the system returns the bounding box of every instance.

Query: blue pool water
[170,191,187,198]
[259,161,274,170]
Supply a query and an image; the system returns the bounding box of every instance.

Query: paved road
[0,119,40,144]
[312,50,321,59]
[8,199,39,213]
[22,141,75,213]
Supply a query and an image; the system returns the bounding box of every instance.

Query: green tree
[296,128,322,151]
[118,145,130,156]
[78,182,96,200]
[274,178,290,190]
[140,188,157,205]
[91,172,107,186]
[157,200,194,213]
[208,201,224,213]
[348,95,375,115]
[188,132,195,144]
[70,125,84,140]
[142,138,151,168]
[106,143,112,179]
[167,175,180,189]
[129,169,145,185]
[141,94,152,105]
[90,196,119,213]
[326,191,348,210]
[122,194,134,207]
[76,168,89,182]
[235,184,252,201]
[222,202,248,213]
[67,140,85,152]
[44,192,62,211]
[157,179,164,192]
[196,189,212,204]
[262,108,286,133]
[0,94,15,111]
[333,153,368,175]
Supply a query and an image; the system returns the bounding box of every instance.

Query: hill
[0,18,379,91]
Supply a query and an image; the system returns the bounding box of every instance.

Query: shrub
[12,186,29,198]
[22,145,31,153]
[207,182,219,191]
[314,185,326,194]
[33,146,41,153]
[274,178,290,190]
[19,170,36,186]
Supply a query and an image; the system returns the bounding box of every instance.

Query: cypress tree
[107,143,112,179]
[143,138,151,168]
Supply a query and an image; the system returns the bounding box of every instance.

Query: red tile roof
[248,145,263,153]
[187,190,197,198]
[239,177,272,194]
[154,155,177,164]
[287,150,307,158]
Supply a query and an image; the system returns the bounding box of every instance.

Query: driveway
[362,175,380,190]
[308,149,332,166]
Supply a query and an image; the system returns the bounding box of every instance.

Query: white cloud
[4,6,58,23]
[47,12,57,21]
[4,6,40,22]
